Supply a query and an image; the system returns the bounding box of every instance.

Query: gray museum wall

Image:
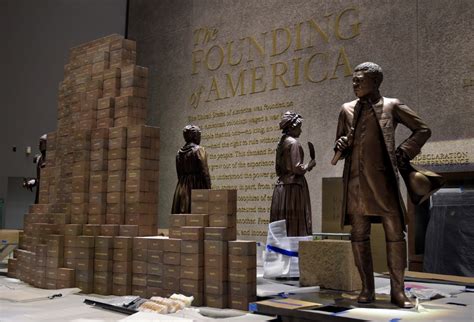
[0,0,127,228]
[127,0,474,240]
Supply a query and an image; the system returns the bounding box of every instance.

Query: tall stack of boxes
[8,35,160,296]
[228,241,257,310]
[146,237,165,297]
[131,237,148,297]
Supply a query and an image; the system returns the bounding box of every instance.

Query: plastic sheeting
[423,189,474,277]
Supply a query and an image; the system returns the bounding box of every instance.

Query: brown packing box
[163,239,181,252]
[209,214,236,228]
[209,190,237,202]
[180,278,203,294]
[205,266,228,281]
[180,266,204,280]
[113,273,132,286]
[229,294,255,311]
[204,227,237,241]
[119,225,138,236]
[71,214,87,224]
[133,248,147,261]
[113,261,132,274]
[163,252,180,265]
[88,215,106,225]
[191,189,209,201]
[76,259,94,271]
[205,294,228,309]
[181,253,204,267]
[132,273,147,287]
[191,201,208,214]
[95,248,114,260]
[147,266,163,278]
[46,256,64,268]
[162,276,180,290]
[209,201,237,215]
[228,268,256,283]
[147,250,163,264]
[132,285,147,297]
[146,237,164,251]
[169,214,186,227]
[107,192,125,204]
[163,265,180,277]
[57,279,75,289]
[98,97,114,110]
[114,248,133,261]
[205,280,228,295]
[83,224,101,236]
[133,237,148,250]
[89,193,106,204]
[169,227,181,239]
[64,258,76,269]
[94,271,113,285]
[114,236,133,249]
[45,278,57,290]
[65,236,78,247]
[228,240,257,256]
[75,248,94,260]
[95,259,113,272]
[46,268,58,280]
[76,270,94,283]
[181,240,203,254]
[228,255,256,269]
[204,240,228,256]
[94,282,112,295]
[185,214,209,227]
[88,203,106,215]
[229,281,257,297]
[105,213,124,225]
[205,255,227,270]
[146,286,165,298]
[112,284,131,296]
[77,236,95,248]
[180,226,204,241]
[95,236,114,249]
[108,159,126,171]
[132,260,147,274]
[101,224,119,236]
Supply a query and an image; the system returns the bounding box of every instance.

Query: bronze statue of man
[334,62,432,308]
[171,125,211,214]
[270,112,316,236]
[23,134,47,204]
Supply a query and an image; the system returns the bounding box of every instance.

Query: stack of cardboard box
[228,241,257,310]
[8,35,160,297]
[131,237,148,297]
[146,237,165,297]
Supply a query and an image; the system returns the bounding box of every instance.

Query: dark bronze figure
[23,134,47,204]
[171,125,211,214]
[333,62,436,308]
[270,112,316,236]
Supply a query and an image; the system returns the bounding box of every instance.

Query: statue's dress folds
[171,143,211,214]
[270,135,312,236]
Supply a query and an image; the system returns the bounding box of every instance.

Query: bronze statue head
[353,62,383,99]
[183,125,201,145]
[279,111,303,137]
[39,134,47,153]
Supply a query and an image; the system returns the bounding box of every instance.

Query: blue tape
[266,244,299,257]
[248,302,257,312]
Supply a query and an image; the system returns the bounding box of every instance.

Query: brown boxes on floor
[125,125,159,236]
[113,236,133,295]
[228,241,257,310]
[107,127,127,225]
[94,236,114,295]
[65,235,95,293]
[132,237,148,297]
[146,237,165,297]
[204,239,228,308]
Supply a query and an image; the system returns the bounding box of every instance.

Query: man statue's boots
[352,240,375,303]
[387,240,415,308]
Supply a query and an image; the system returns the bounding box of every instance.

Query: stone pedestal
[299,240,361,291]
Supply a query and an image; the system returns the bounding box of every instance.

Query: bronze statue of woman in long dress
[171,125,211,214]
[270,112,316,236]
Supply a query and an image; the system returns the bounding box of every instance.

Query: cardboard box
[185,214,209,227]
[132,248,147,261]
[76,259,94,271]
[209,214,236,228]
[191,201,208,214]
[191,189,209,201]
[204,240,228,256]
[169,214,186,227]
[83,224,101,236]
[94,259,113,272]
[229,282,257,297]
[147,250,163,264]
[205,255,227,270]
[94,282,112,295]
[205,266,228,282]
[147,265,163,277]
[114,248,133,261]
[77,236,95,248]
[114,236,133,249]
[94,248,114,260]
[180,226,204,241]
[228,294,255,311]
[163,239,181,252]
[95,236,114,249]
[132,260,147,274]
[146,286,164,298]
[162,276,180,290]
[209,201,237,215]
[180,278,203,294]
[113,273,132,286]
[228,241,256,256]
[169,227,181,239]
[228,255,256,269]
[100,224,119,236]
[180,266,204,280]
[163,252,180,265]
[113,261,132,274]
[112,284,131,296]
[46,256,64,268]
[228,268,256,283]
[163,265,180,277]
[119,225,138,236]
[133,237,148,250]
[132,285,147,297]
[205,280,228,295]
[181,253,204,267]
[205,294,228,309]
[204,227,236,241]
[209,190,237,202]
[132,274,147,287]
[76,269,94,283]
[181,240,203,254]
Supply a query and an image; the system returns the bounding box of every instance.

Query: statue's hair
[354,62,383,88]
[183,125,201,143]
